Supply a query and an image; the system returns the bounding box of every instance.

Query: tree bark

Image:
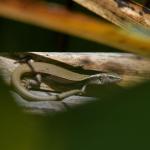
[1,52,150,87]
[0,52,150,114]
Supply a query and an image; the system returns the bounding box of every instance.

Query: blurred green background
[0,0,150,150]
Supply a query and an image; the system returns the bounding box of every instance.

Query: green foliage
[0,77,150,150]
[0,79,39,150]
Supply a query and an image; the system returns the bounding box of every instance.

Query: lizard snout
[97,73,121,85]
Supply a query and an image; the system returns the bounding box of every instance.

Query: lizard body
[11,62,121,101]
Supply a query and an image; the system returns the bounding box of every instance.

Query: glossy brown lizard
[11,61,121,101]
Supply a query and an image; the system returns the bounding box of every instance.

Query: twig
[0,1,150,56]
[1,52,150,87]
[73,0,150,56]
[30,52,150,87]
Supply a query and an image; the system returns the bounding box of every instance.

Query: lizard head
[87,73,121,85]
[81,73,121,93]
[99,73,121,85]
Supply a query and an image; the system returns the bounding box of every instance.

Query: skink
[11,62,121,101]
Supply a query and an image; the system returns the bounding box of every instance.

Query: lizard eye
[109,76,115,79]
